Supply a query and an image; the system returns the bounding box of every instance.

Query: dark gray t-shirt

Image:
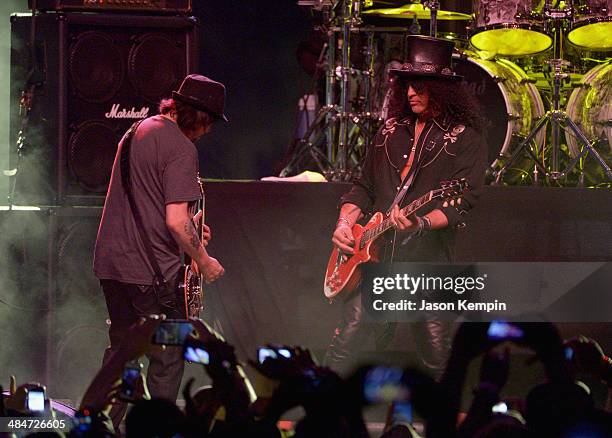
[93,115,201,285]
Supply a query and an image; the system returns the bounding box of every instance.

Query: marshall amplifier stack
[7,0,198,400]
[10,3,198,205]
[29,0,192,14]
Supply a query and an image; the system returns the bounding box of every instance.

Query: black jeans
[325,235,452,378]
[324,290,451,378]
[100,279,185,430]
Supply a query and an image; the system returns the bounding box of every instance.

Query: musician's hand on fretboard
[389,204,419,232]
[202,224,212,246]
[192,210,203,227]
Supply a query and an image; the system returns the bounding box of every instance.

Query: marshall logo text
[105,104,150,119]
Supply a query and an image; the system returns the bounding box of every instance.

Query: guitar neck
[361,190,437,246]
[198,178,206,239]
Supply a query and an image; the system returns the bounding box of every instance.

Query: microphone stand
[6,0,46,207]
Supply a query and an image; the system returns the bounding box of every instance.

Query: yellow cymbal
[363,4,471,21]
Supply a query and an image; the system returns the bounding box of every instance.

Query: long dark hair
[386,76,488,132]
[158,98,213,137]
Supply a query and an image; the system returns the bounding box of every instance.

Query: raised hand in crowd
[457,348,511,438]
[564,335,612,415]
[186,317,259,436]
[252,347,369,438]
[565,335,612,387]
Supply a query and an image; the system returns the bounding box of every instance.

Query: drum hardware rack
[492,1,612,186]
[281,0,384,181]
[285,0,612,186]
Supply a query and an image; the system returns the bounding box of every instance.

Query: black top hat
[389,35,462,80]
[172,74,229,122]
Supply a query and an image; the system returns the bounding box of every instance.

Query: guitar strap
[386,163,422,262]
[120,120,175,310]
[386,137,424,262]
[387,157,421,214]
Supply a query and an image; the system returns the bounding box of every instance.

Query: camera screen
[153,321,193,345]
[258,348,277,363]
[277,348,292,358]
[487,320,524,340]
[393,401,413,424]
[363,366,410,403]
[121,366,141,398]
[184,345,210,364]
[257,347,291,364]
[492,401,508,414]
[27,389,45,412]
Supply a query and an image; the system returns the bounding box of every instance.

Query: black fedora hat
[389,35,462,80]
[172,74,229,122]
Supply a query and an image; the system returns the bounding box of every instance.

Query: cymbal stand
[362,31,375,151]
[543,3,612,184]
[279,104,337,177]
[282,0,378,180]
[335,0,361,179]
[423,0,439,37]
[493,2,612,185]
[325,14,337,164]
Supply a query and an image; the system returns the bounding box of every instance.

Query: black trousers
[100,279,185,430]
[325,233,452,378]
[324,290,451,378]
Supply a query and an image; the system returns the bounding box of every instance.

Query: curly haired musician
[93,75,226,429]
[326,36,488,377]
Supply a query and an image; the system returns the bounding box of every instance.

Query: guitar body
[178,263,203,318]
[324,212,384,300]
[322,179,469,301]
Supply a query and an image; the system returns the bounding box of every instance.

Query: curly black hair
[386,75,489,133]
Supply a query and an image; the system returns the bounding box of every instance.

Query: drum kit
[284,0,612,186]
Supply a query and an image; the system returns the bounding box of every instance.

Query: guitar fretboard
[359,190,435,250]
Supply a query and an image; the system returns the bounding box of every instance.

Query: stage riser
[1,183,610,400]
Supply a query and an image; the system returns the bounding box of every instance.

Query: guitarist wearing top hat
[326,36,489,377]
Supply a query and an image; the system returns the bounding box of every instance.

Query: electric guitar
[178,178,206,318]
[323,179,469,300]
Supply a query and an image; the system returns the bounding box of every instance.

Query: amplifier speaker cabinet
[10,12,198,205]
[0,206,106,402]
[30,0,192,15]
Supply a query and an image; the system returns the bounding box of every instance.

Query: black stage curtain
[202,182,612,360]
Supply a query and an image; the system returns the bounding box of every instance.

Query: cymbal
[363,4,471,21]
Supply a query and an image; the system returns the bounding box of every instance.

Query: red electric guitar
[323,179,469,300]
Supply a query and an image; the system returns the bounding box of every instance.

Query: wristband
[414,215,426,237]
[422,215,432,231]
[337,217,351,228]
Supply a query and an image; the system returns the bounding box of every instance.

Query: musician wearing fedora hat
[94,74,227,428]
[327,36,489,377]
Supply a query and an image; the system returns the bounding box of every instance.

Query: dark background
[2,1,611,410]
[192,1,313,179]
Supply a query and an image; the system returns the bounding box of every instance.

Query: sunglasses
[403,79,429,94]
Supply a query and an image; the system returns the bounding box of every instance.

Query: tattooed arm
[166,202,224,283]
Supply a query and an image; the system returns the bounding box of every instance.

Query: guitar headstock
[436,178,469,207]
